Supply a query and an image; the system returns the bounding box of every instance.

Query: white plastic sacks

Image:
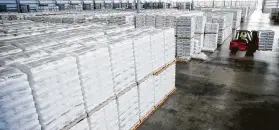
[88,98,119,130]
[138,76,155,120]
[109,38,136,95]
[0,67,41,130]
[117,86,140,130]
[13,55,85,130]
[71,46,115,113]
[133,32,153,81]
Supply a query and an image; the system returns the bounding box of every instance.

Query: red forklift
[229,30,259,55]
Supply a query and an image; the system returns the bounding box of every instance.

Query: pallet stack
[0,20,177,130]
[117,86,139,130]
[213,9,242,29]
[133,31,153,81]
[155,14,167,28]
[165,15,176,27]
[87,97,118,130]
[163,28,176,64]
[0,20,81,40]
[14,54,86,130]
[203,23,219,52]
[0,50,48,66]
[145,14,156,27]
[154,61,176,106]
[206,12,233,45]
[108,36,136,95]
[0,67,41,130]
[193,13,206,55]
[259,30,275,51]
[135,14,146,28]
[150,29,166,71]
[176,15,196,60]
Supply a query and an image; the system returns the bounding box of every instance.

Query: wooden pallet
[61,113,87,130]
[176,57,191,63]
[132,88,177,130]
[153,59,176,75]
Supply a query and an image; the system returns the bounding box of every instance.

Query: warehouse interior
[0,0,279,130]
[139,10,279,130]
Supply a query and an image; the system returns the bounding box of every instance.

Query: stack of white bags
[0,50,48,66]
[213,9,242,29]
[176,15,195,38]
[135,14,146,28]
[0,45,22,56]
[192,40,201,54]
[0,24,178,130]
[88,98,119,130]
[109,38,136,94]
[155,15,167,28]
[138,76,155,120]
[165,15,176,27]
[154,63,176,105]
[150,29,166,71]
[133,32,153,81]
[163,28,176,64]
[176,15,196,59]
[193,14,206,56]
[206,12,233,44]
[203,23,219,52]
[70,46,114,113]
[259,30,275,51]
[14,55,85,130]
[117,86,140,130]
[0,67,41,130]
[145,14,156,27]
[176,38,194,57]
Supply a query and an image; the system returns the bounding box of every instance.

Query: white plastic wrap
[13,55,85,130]
[0,67,41,130]
[88,99,119,130]
[71,46,114,113]
[154,63,175,105]
[145,14,156,27]
[155,15,167,28]
[205,23,219,33]
[194,34,204,52]
[176,39,194,58]
[0,50,48,66]
[117,86,140,130]
[176,15,196,38]
[150,29,165,71]
[109,38,136,94]
[203,34,218,52]
[133,32,153,81]
[138,76,155,120]
[259,30,275,51]
[163,28,176,64]
[0,45,22,56]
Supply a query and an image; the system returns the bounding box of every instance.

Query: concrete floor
[138,11,279,130]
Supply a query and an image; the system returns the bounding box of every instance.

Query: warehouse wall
[0,0,17,12]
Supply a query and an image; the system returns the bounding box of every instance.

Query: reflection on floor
[138,10,279,130]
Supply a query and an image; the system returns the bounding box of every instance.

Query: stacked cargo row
[0,11,135,26]
[134,10,234,60]
[0,20,176,130]
[205,12,233,45]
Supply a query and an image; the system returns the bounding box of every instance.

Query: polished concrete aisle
[138,11,279,130]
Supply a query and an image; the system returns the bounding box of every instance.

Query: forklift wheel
[231,48,238,53]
